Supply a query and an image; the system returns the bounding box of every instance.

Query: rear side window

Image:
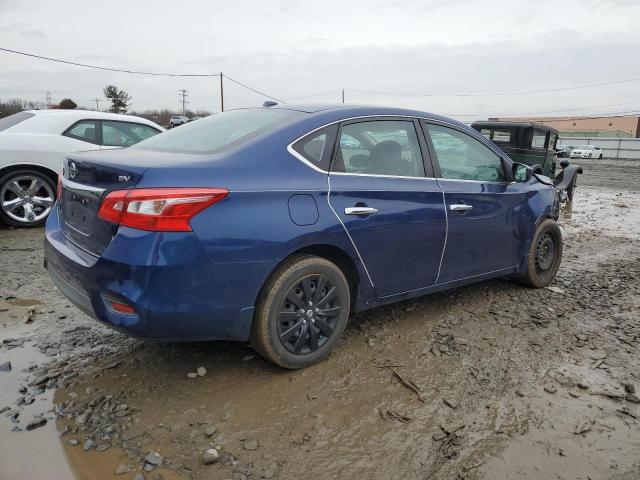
[0,112,35,132]
[291,125,337,171]
[63,120,99,144]
[134,108,304,154]
[102,121,160,147]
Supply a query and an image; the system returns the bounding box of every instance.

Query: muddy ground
[1,157,640,480]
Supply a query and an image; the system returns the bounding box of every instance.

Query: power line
[448,99,640,117]
[449,110,640,122]
[347,77,640,97]
[223,74,285,103]
[0,47,219,77]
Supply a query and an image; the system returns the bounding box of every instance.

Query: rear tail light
[98,188,228,232]
[56,175,62,199]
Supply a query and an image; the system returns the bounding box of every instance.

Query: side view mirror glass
[512,163,532,182]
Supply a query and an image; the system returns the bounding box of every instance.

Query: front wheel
[517,219,563,288]
[599,154,603,159]
[250,256,351,369]
[0,169,56,227]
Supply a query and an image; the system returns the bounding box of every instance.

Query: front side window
[426,124,506,182]
[332,120,425,177]
[479,128,492,139]
[63,120,99,144]
[102,121,160,147]
[134,108,303,154]
[492,129,512,144]
[291,125,337,171]
[532,129,547,149]
[547,133,557,151]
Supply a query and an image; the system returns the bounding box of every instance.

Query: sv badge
[118,175,131,182]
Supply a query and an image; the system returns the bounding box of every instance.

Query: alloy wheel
[276,274,342,355]
[0,174,55,224]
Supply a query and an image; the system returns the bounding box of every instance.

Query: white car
[0,110,163,227]
[569,145,603,159]
[169,115,189,127]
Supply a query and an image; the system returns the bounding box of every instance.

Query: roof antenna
[263,100,278,107]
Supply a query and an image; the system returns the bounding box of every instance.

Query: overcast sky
[1,0,640,120]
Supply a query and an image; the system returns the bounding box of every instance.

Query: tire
[517,219,563,288]
[588,154,592,159]
[599,154,603,159]
[250,255,351,369]
[0,169,56,228]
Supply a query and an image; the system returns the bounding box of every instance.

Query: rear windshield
[0,112,35,132]
[134,109,303,154]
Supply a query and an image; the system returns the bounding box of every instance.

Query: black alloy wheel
[251,256,350,369]
[276,274,341,355]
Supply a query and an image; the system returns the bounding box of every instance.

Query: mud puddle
[0,321,74,479]
[1,178,640,479]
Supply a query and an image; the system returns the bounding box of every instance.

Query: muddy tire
[517,219,563,288]
[250,256,350,369]
[0,169,56,228]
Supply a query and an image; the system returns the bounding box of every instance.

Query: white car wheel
[0,170,56,227]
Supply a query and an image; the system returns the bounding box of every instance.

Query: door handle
[449,203,473,212]
[345,207,378,215]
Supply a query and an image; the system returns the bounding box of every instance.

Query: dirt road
[1,158,639,480]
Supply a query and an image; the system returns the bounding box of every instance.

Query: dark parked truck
[471,121,559,177]
[471,121,582,202]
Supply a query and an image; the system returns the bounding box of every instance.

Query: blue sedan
[45,104,563,368]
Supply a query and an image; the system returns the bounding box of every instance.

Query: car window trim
[421,119,513,184]
[287,115,510,181]
[329,116,431,179]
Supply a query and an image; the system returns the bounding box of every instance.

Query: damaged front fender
[553,164,583,202]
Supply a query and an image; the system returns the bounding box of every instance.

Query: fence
[558,136,640,160]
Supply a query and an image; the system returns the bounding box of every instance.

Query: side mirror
[512,163,532,182]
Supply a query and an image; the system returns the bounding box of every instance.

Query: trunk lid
[59,155,147,256]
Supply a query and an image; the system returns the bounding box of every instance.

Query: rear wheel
[517,219,563,288]
[0,169,56,228]
[599,153,603,159]
[250,256,350,369]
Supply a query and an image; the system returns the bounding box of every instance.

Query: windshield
[0,112,35,132]
[135,109,303,154]
[579,145,593,149]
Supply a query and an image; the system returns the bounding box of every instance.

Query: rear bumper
[44,207,272,342]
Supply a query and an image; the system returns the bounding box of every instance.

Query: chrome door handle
[449,203,473,212]
[345,207,378,215]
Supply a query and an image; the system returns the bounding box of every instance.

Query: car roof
[247,103,470,129]
[471,120,559,135]
[5,109,164,134]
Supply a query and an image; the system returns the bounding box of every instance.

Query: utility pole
[45,91,52,109]
[342,88,345,104]
[178,89,189,115]
[219,72,224,112]
[93,98,103,111]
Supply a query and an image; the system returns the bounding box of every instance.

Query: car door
[327,118,446,297]
[423,121,525,284]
